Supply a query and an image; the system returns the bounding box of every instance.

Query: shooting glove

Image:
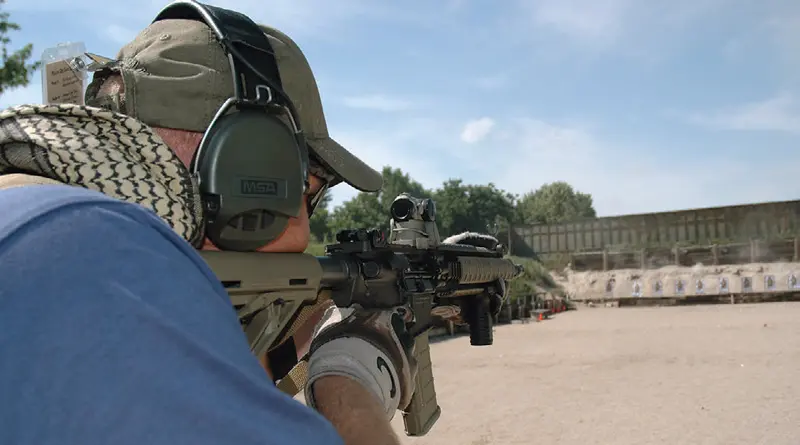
[304,305,418,419]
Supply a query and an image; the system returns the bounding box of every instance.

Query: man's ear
[99,73,125,95]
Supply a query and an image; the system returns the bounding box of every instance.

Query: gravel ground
[389,303,800,445]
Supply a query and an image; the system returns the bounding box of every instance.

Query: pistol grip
[401,331,441,436]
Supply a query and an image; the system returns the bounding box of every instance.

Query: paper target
[605,278,615,294]
[632,281,642,297]
[765,275,776,291]
[742,276,752,292]
[695,279,704,294]
[653,280,663,295]
[675,279,685,295]
[789,273,799,290]
[719,277,729,293]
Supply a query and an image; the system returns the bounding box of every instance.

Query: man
[0,12,412,445]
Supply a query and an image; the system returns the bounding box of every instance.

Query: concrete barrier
[560,262,800,301]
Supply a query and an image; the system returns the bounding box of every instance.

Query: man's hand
[304,305,418,419]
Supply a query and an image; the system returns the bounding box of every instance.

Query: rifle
[199,193,523,436]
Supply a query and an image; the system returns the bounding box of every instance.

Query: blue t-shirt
[0,185,343,445]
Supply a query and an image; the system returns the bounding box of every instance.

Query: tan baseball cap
[85,18,382,192]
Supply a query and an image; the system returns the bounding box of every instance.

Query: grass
[506,255,565,302]
[305,242,326,256]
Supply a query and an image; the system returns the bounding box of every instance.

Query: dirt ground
[388,303,800,445]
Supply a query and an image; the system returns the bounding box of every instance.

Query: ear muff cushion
[196,109,304,251]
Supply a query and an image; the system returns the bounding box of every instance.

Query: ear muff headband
[154,1,310,251]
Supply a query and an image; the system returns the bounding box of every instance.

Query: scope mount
[325,228,387,255]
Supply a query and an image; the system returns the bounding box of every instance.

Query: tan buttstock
[198,251,323,359]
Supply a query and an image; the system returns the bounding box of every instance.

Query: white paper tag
[44,60,84,105]
[40,42,88,105]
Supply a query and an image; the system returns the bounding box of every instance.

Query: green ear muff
[155,1,310,252]
[195,107,305,251]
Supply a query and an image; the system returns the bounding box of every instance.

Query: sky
[3,0,800,217]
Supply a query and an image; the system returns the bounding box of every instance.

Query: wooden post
[794,237,799,262]
[673,244,680,266]
[639,249,646,269]
[711,244,719,265]
[602,249,609,271]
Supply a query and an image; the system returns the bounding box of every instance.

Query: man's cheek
[201,239,219,251]
[198,210,310,253]
[253,215,310,253]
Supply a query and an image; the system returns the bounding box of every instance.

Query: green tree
[516,181,596,225]
[327,169,520,241]
[432,179,516,237]
[328,167,432,236]
[328,191,385,236]
[0,1,40,95]
[376,166,431,214]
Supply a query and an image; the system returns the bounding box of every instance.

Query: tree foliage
[516,181,596,225]
[505,256,564,302]
[0,1,40,95]
[431,179,516,237]
[327,191,385,237]
[326,167,432,238]
[315,170,596,244]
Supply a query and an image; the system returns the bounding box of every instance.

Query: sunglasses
[306,156,333,217]
[306,180,329,217]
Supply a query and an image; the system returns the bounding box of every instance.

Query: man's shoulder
[0,183,214,279]
[0,183,344,445]
[0,183,154,235]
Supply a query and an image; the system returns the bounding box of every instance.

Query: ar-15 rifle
[199,193,523,436]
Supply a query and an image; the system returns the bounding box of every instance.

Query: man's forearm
[312,376,401,445]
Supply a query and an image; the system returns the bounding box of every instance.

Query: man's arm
[0,185,343,445]
[313,377,402,445]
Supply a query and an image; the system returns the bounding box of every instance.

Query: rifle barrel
[316,252,522,290]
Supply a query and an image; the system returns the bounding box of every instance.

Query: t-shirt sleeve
[0,185,343,445]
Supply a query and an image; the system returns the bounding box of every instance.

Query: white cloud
[460,117,495,144]
[341,94,414,112]
[688,94,800,134]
